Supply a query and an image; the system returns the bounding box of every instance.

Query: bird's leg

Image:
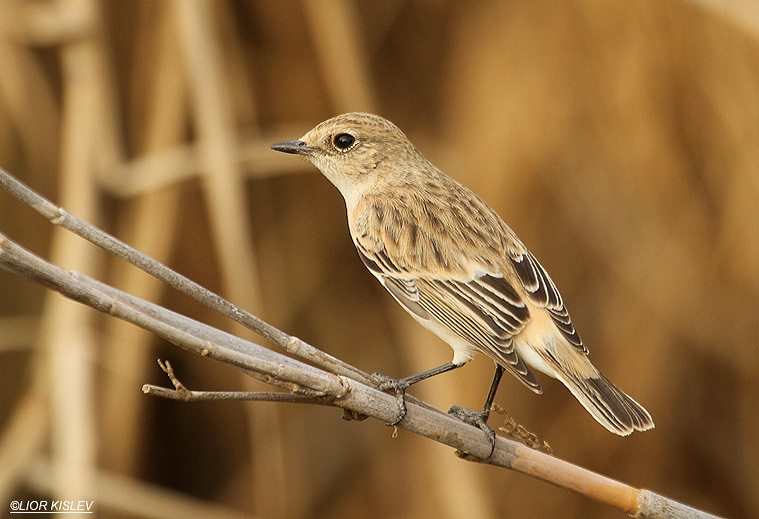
[448,364,505,459]
[373,361,461,426]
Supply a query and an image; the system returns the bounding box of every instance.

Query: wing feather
[383,276,429,320]
[357,237,541,391]
[415,278,540,391]
[510,250,587,353]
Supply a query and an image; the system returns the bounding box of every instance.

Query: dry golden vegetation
[1,1,757,518]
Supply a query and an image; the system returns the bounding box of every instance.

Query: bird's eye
[333,133,356,151]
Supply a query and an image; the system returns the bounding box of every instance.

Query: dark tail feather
[563,371,654,435]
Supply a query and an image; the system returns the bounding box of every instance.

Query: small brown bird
[271,113,653,453]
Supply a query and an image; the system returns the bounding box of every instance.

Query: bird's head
[270,112,422,206]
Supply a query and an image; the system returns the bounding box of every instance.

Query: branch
[0,167,369,385]
[142,359,331,406]
[0,168,721,519]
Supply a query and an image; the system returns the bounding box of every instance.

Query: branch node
[284,335,300,352]
[333,375,352,400]
[105,300,119,316]
[157,358,189,394]
[50,207,67,225]
[335,375,368,421]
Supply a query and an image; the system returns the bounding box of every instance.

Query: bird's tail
[560,369,654,435]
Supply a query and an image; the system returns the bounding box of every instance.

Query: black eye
[333,133,356,151]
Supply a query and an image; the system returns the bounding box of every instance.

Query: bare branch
[0,166,369,385]
[142,359,328,405]
[0,169,721,519]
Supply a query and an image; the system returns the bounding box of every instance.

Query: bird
[270,112,654,455]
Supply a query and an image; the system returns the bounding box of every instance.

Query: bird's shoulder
[350,172,524,279]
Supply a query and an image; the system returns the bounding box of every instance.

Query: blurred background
[1,1,758,518]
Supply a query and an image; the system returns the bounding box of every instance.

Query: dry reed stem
[302,0,379,113]
[0,390,49,507]
[99,0,188,476]
[174,0,264,316]
[44,0,103,511]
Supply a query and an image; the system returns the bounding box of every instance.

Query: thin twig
[143,359,329,405]
[142,385,326,405]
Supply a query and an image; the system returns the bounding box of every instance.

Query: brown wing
[356,244,542,392]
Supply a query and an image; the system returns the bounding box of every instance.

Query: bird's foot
[372,373,410,426]
[448,405,496,459]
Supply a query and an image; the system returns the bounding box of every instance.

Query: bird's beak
[269,139,316,155]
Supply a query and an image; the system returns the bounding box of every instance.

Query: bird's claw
[372,372,409,426]
[448,405,496,459]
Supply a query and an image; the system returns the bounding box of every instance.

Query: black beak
[270,140,316,155]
